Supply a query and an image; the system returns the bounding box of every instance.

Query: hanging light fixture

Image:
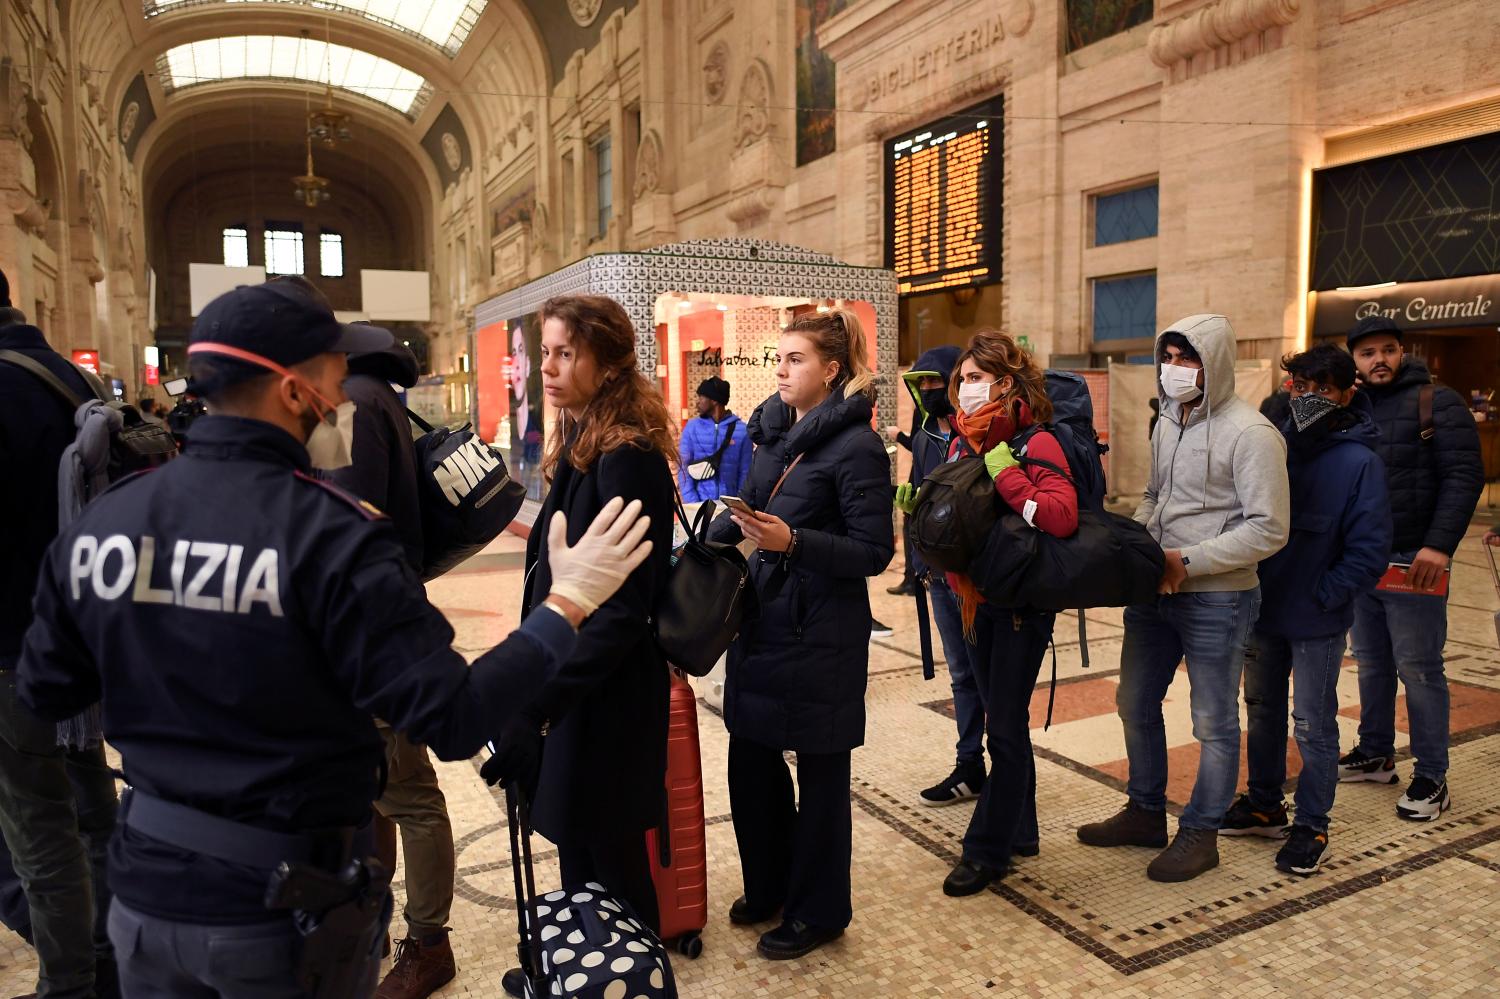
[306,17,353,147]
[292,132,331,207]
[307,85,353,147]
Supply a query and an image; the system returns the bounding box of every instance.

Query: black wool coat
[709,389,895,754]
[1360,359,1483,556]
[521,437,675,840]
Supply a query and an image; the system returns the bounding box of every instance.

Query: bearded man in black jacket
[1340,316,1483,822]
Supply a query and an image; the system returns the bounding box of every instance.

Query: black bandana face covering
[1290,393,1339,432]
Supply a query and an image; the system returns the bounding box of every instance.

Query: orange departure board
[885,98,1003,295]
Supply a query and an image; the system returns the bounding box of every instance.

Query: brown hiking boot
[376,932,457,999]
[1146,828,1219,883]
[1077,801,1168,848]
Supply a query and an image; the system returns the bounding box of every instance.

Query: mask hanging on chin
[957,380,995,416]
[305,399,357,470]
[1159,364,1203,403]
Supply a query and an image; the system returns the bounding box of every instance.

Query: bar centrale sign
[1312,274,1500,338]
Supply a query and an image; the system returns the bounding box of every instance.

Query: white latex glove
[545,497,654,616]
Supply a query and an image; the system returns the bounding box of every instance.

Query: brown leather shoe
[376,932,457,999]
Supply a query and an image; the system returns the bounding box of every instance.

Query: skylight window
[158,36,431,116]
[144,1,488,56]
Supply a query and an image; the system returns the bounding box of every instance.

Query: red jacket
[946,424,1079,597]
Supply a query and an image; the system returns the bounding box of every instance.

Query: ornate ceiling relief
[1149,0,1302,78]
[568,0,602,28]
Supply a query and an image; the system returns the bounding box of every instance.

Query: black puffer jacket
[1361,359,1483,556]
[709,388,894,753]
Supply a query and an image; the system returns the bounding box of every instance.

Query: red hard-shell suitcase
[646,669,709,958]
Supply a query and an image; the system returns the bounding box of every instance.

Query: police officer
[15,280,654,998]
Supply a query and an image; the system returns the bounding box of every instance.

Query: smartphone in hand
[720,495,757,518]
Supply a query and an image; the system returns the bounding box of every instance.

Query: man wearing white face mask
[1078,316,1289,883]
[15,279,657,997]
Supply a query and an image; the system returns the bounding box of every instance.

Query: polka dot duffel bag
[506,786,678,999]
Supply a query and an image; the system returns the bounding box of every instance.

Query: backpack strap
[0,349,88,408]
[1419,384,1435,442]
[405,407,437,434]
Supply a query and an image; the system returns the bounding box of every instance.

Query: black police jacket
[18,415,576,922]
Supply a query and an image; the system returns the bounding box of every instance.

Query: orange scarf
[946,397,1033,637]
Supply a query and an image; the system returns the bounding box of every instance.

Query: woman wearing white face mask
[937,329,1079,898]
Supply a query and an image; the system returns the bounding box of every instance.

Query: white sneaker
[1396,776,1451,822]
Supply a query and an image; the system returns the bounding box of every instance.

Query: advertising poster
[795,0,847,166]
[508,312,546,500]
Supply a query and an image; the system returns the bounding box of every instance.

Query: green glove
[894,482,920,514]
[984,442,1019,480]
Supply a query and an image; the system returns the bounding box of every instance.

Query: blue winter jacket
[1255,396,1392,639]
[678,412,753,502]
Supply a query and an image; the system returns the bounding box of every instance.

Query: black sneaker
[1220,793,1290,838]
[1275,825,1329,876]
[870,619,893,638]
[1396,776,1451,822]
[1337,747,1399,784]
[919,764,986,807]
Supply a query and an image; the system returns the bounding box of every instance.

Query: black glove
[480,717,544,795]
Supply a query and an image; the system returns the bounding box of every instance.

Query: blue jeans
[1117,588,1261,830]
[1349,555,1449,780]
[1243,630,1344,833]
[928,575,984,767]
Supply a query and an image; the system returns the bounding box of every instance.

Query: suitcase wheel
[676,932,704,959]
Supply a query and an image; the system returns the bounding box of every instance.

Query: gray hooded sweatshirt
[1134,315,1289,592]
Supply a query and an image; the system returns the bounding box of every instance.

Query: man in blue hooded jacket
[1222,345,1390,876]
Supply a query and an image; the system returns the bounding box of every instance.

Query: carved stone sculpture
[734,59,772,150]
[1148,0,1302,70]
[703,41,729,105]
[633,129,662,199]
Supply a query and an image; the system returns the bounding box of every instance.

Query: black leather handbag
[656,497,754,677]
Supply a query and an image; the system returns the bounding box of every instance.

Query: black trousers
[728,737,852,930]
[557,831,660,935]
[960,604,1053,869]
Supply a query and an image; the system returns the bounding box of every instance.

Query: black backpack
[407,410,527,580]
[966,452,1164,611]
[1031,370,1108,509]
[907,454,998,574]
[0,349,178,487]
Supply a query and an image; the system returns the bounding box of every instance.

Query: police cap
[189,281,392,390]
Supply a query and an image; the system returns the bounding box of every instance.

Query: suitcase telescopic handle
[506,785,547,989]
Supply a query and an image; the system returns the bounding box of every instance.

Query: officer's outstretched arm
[323,500,651,762]
[18,544,101,720]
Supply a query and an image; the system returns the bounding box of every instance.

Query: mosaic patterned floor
[5,523,1500,997]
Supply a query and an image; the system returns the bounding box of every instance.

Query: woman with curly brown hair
[935,329,1078,898]
[488,295,676,999]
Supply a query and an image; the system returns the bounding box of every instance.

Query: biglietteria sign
[1312,274,1499,338]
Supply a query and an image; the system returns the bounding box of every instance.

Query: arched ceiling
[158,35,432,116]
[143,0,488,56]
